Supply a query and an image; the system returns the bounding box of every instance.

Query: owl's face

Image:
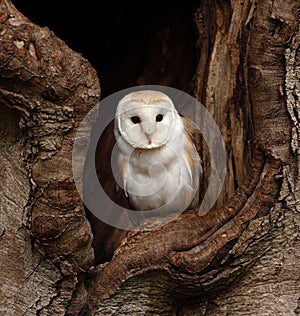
[115,91,177,149]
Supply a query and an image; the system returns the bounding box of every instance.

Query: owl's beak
[142,122,157,146]
[142,122,157,136]
[145,133,152,146]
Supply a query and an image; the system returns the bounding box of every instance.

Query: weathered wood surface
[0,0,299,315]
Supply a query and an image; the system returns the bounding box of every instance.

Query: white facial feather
[114,90,202,219]
[115,90,177,149]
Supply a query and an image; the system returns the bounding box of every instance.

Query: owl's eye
[131,116,141,124]
[156,114,163,122]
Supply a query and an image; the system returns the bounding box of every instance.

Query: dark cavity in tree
[12,0,200,264]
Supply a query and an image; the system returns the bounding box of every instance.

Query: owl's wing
[115,155,148,226]
[180,115,203,210]
[180,115,202,154]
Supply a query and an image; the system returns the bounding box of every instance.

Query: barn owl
[114,90,202,223]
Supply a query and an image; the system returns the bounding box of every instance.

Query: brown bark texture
[0,0,299,315]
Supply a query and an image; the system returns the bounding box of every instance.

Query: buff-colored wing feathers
[182,115,203,210]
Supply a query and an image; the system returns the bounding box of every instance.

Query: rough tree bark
[0,0,299,315]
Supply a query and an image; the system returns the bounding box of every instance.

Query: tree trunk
[0,0,299,315]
